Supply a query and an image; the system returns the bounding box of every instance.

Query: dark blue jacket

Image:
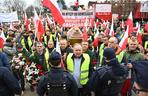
[0,67,22,96]
[0,52,11,70]
[88,58,128,96]
[37,67,78,96]
[132,60,148,89]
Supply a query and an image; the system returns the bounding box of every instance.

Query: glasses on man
[37,46,43,48]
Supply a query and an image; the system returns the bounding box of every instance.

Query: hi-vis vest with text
[66,53,90,85]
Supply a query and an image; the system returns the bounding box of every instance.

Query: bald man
[66,43,93,96]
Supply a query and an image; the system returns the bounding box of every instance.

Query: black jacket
[88,58,128,96]
[37,67,78,96]
[0,67,22,96]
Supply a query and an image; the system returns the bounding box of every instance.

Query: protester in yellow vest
[66,43,93,96]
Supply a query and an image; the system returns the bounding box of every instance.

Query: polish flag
[0,31,6,41]
[126,11,133,36]
[46,14,53,25]
[33,9,40,39]
[121,19,125,29]
[137,23,142,45]
[101,20,107,29]
[109,17,114,37]
[83,26,88,41]
[56,37,61,54]
[94,29,99,39]
[24,12,30,31]
[37,19,45,42]
[43,0,65,26]
[83,18,88,41]
[104,22,109,36]
[119,26,129,50]
[33,9,39,28]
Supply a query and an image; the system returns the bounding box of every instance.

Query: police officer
[88,48,128,96]
[0,67,22,96]
[37,51,78,96]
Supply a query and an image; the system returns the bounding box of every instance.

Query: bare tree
[3,0,26,12]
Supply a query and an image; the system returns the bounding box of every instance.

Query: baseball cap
[103,48,116,60]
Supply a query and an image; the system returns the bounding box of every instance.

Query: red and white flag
[109,17,114,37]
[0,31,6,41]
[33,8,39,28]
[46,14,54,25]
[104,22,109,36]
[24,12,30,31]
[83,17,88,41]
[43,0,65,26]
[37,19,45,42]
[126,11,133,36]
[94,29,99,39]
[56,37,61,54]
[121,19,125,29]
[137,23,142,45]
[119,26,129,50]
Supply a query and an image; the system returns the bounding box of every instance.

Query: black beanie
[103,48,116,60]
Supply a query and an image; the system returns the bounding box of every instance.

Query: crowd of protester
[0,17,148,96]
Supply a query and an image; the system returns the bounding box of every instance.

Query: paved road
[16,83,37,96]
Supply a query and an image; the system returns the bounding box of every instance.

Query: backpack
[97,66,127,96]
[47,72,70,96]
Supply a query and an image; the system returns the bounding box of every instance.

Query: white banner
[96,4,111,12]
[62,9,95,27]
[140,3,148,12]
[0,11,18,22]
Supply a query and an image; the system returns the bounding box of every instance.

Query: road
[16,83,37,96]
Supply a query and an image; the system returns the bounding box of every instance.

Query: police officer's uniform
[37,51,78,96]
[88,48,128,96]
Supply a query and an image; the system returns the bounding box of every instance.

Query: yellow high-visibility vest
[66,53,90,85]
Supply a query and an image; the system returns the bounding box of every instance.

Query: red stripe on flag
[43,0,65,26]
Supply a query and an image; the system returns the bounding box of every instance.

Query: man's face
[108,40,115,48]
[130,36,137,41]
[128,41,138,51]
[45,31,50,36]
[103,37,109,45]
[48,41,54,48]
[60,40,67,50]
[82,41,88,52]
[97,35,103,42]
[36,43,44,52]
[73,44,82,58]
[17,48,23,53]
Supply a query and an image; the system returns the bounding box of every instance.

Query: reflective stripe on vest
[49,33,56,42]
[28,37,33,49]
[99,43,105,66]
[144,41,148,49]
[116,51,125,63]
[45,48,50,71]
[66,53,90,85]
[21,37,32,50]
[43,36,48,45]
